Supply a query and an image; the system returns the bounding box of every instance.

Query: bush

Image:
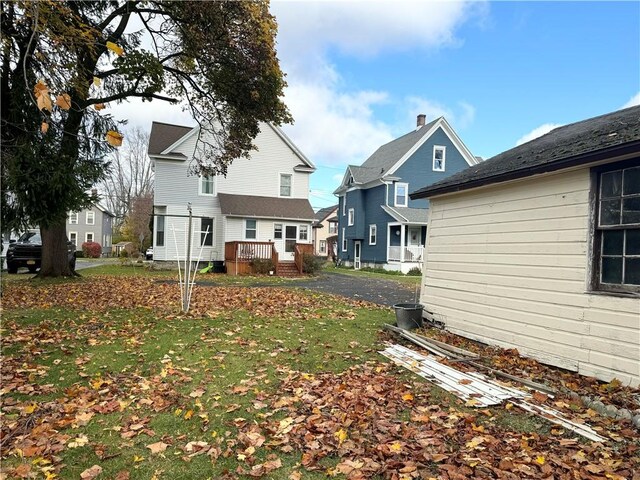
[119,249,129,258]
[360,266,404,276]
[250,257,275,274]
[81,241,101,258]
[302,254,324,275]
[406,267,422,276]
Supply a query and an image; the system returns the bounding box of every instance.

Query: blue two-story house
[334,114,479,272]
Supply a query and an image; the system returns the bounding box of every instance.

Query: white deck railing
[388,246,424,262]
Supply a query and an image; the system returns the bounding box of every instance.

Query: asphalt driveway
[294,271,421,307]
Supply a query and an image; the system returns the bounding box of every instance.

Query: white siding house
[411,106,640,386]
[148,122,315,265]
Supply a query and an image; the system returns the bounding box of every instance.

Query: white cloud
[621,92,640,109]
[404,96,476,130]
[515,123,563,146]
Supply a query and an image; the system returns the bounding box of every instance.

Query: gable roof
[381,205,429,224]
[314,205,338,224]
[411,105,640,200]
[147,122,315,170]
[148,122,193,156]
[334,116,478,193]
[218,193,315,221]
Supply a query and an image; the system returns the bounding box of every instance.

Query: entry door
[283,225,297,261]
[354,241,361,270]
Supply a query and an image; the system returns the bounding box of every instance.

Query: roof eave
[410,141,640,200]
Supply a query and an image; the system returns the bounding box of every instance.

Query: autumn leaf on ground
[146,442,168,454]
[189,388,205,398]
[75,411,94,427]
[80,465,102,479]
[334,428,348,445]
[68,434,89,448]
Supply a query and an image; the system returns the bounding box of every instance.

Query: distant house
[147,121,316,274]
[411,106,640,386]
[334,114,479,273]
[312,205,338,257]
[67,194,114,255]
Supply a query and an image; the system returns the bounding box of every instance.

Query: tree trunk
[38,222,77,277]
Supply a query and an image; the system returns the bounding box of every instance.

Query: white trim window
[85,232,94,243]
[273,223,283,240]
[369,224,377,245]
[69,212,78,225]
[69,232,78,247]
[341,228,347,252]
[200,217,214,246]
[395,183,408,207]
[156,215,165,247]
[433,145,446,172]
[244,219,257,240]
[342,199,346,216]
[348,208,354,226]
[328,222,337,234]
[279,173,292,197]
[319,240,327,254]
[200,176,215,196]
[86,210,95,225]
[299,225,309,241]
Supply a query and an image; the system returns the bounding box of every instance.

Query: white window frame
[156,215,165,247]
[299,224,309,241]
[394,183,408,207]
[342,199,346,216]
[85,232,94,243]
[199,175,215,196]
[328,222,337,234]
[279,173,292,197]
[244,219,257,240]
[86,210,95,225]
[319,240,327,254]
[433,145,446,172]
[69,231,78,247]
[273,223,283,240]
[341,228,347,252]
[200,217,214,246]
[369,224,377,245]
[348,208,354,226]
[69,212,78,225]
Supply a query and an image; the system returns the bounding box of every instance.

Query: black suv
[5,230,76,274]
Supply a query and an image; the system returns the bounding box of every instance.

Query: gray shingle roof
[382,205,429,224]
[346,118,440,185]
[148,122,194,156]
[218,193,315,221]
[314,205,338,223]
[411,106,640,199]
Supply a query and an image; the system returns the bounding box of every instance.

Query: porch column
[400,224,406,263]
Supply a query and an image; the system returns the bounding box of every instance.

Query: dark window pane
[600,199,621,225]
[626,229,640,255]
[624,258,640,285]
[602,230,624,255]
[601,257,623,284]
[623,166,640,195]
[622,197,640,224]
[601,170,622,198]
[201,218,213,246]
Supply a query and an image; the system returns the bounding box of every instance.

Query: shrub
[406,267,422,276]
[302,253,324,275]
[81,241,101,258]
[119,249,129,258]
[250,257,275,274]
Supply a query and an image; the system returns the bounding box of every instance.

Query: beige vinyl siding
[420,167,640,385]
[217,125,310,198]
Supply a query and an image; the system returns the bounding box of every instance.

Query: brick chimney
[416,114,426,127]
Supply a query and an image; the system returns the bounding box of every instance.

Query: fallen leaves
[80,465,102,479]
[146,441,168,454]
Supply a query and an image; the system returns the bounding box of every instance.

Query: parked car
[145,247,153,260]
[5,230,76,274]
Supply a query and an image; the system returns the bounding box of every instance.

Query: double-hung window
[395,183,408,207]
[280,174,292,197]
[274,223,283,240]
[69,212,78,224]
[201,218,214,246]
[341,228,347,252]
[86,211,95,225]
[319,240,327,254]
[299,225,309,241]
[593,161,640,293]
[245,219,257,240]
[369,224,377,245]
[156,215,165,247]
[433,146,446,171]
[348,208,354,226]
[329,222,337,234]
[200,176,214,196]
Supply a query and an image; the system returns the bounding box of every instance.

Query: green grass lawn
[325,265,422,286]
[1,269,637,480]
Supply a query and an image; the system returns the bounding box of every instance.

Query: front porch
[386,224,425,272]
[224,241,313,276]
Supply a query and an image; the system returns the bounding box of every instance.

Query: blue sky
[114,1,640,211]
